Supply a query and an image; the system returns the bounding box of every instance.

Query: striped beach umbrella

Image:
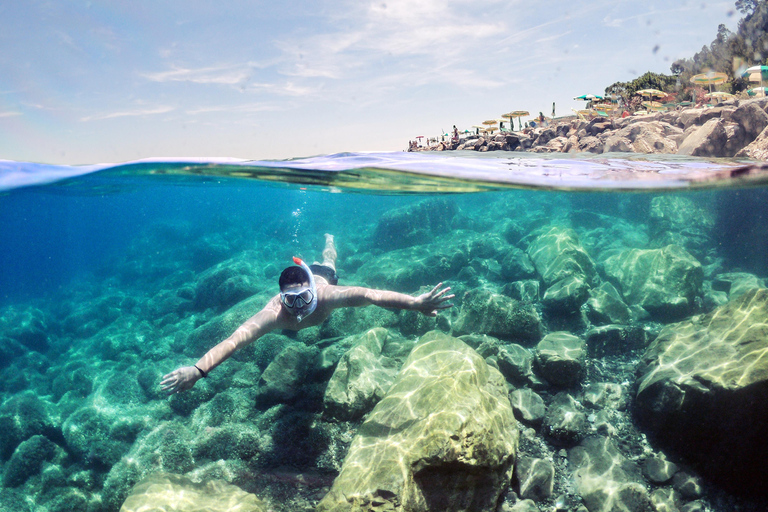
[742,65,768,87]
[689,71,728,92]
[748,87,768,97]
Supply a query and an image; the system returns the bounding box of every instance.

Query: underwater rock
[192,258,262,312]
[649,488,682,512]
[581,383,626,411]
[514,456,554,502]
[453,288,542,344]
[317,332,519,512]
[509,388,546,426]
[183,295,264,357]
[585,324,647,357]
[568,436,651,512]
[372,197,458,250]
[323,328,400,421]
[648,196,714,258]
[542,274,590,313]
[712,271,766,299]
[496,343,534,385]
[642,455,679,484]
[504,280,540,303]
[254,343,320,407]
[62,406,132,467]
[356,243,459,293]
[526,226,598,288]
[535,332,585,388]
[318,305,399,339]
[543,393,588,446]
[500,248,537,281]
[2,435,58,487]
[603,245,703,321]
[586,282,632,325]
[120,472,268,512]
[0,391,60,461]
[0,305,50,352]
[635,288,768,496]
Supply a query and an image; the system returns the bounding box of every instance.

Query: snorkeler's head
[279,257,317,322]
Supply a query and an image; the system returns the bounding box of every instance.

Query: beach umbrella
[502,110,529,130]
[641,101,665,112]
[705,91,735,103]
[742,65,768,87]
[636,89,666,99]
[748,87,768,97]
[689,71,728,92]
[574,94,604,101]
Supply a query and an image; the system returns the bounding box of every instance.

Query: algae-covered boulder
[120,472,267,512]
[323,328,401,421]
[192,258,262,312]
[648,196,714,257]
[603,245,702,321]
[635,288,768,495]
[542,274,590,313]
[586,282,632,325]
[355,243,461,293]
[453,288,542,343]
[317,332,519,512]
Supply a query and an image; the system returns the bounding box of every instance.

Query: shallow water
[1,152,767,511]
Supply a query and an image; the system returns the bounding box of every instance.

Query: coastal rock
[677,118,728,156]
[453,288,542,344]
[254,343,320,407]
[515,456,555,501]
[323,328,400,421]
[568,436,651,512]
[635,288,768,495]
[121,473,267,512]
[579,135,604,153]
[731,101,768,141]
[509,388,546,426]
[586,282,632,325]
[603,245,703,321]
[316,332,519,512]
[535,332,585,388]
[605,121,680,154]
[372,197,458,250]
[735,123,768,159]
[543,392,588,446]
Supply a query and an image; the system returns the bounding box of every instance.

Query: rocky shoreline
[411,97,768,160]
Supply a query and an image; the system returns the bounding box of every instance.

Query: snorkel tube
[291,256,317,322]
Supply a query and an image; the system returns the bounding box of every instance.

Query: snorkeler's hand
[160,366,201,394]
[414,283,454,317]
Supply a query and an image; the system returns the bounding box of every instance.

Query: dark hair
[279,266,310,290]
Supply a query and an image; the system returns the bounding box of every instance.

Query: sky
[0,0,742,164]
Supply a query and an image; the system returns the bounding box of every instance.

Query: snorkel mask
[280,257,317,322]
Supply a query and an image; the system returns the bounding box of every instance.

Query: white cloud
[80,106,174,121]
[0,111,22,118]
[142,65,253,85]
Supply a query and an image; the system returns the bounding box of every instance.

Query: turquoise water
[1,152,767,511]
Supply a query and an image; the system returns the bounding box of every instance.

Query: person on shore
[161,234,454,394]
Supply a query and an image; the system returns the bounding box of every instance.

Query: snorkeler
[160,234,454,394]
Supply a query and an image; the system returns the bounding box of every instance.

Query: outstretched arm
[161,302,281,394]
[326,282,454,317]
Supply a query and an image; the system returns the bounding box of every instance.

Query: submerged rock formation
[635,288,768,495]
[317,332,519,512]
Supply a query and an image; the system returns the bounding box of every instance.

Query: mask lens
[282,289,314,309]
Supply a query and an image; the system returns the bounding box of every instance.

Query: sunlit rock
[586,282,632,325]
[317,332,518,512]
[453,288,542,344]
[603,245,702,321]
[514,456,554,501]
[543,392,588,446]
[535,332,585,388]
[568,436,652,512]
[372,197,458,250]
[323,328,400,421]
[635,288,768,495]
[254,343,320,407]
[120,472,267,512]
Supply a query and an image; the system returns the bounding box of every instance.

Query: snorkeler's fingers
[428,283,443,295]
[433,286,451,298]
[435,302,453,310]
